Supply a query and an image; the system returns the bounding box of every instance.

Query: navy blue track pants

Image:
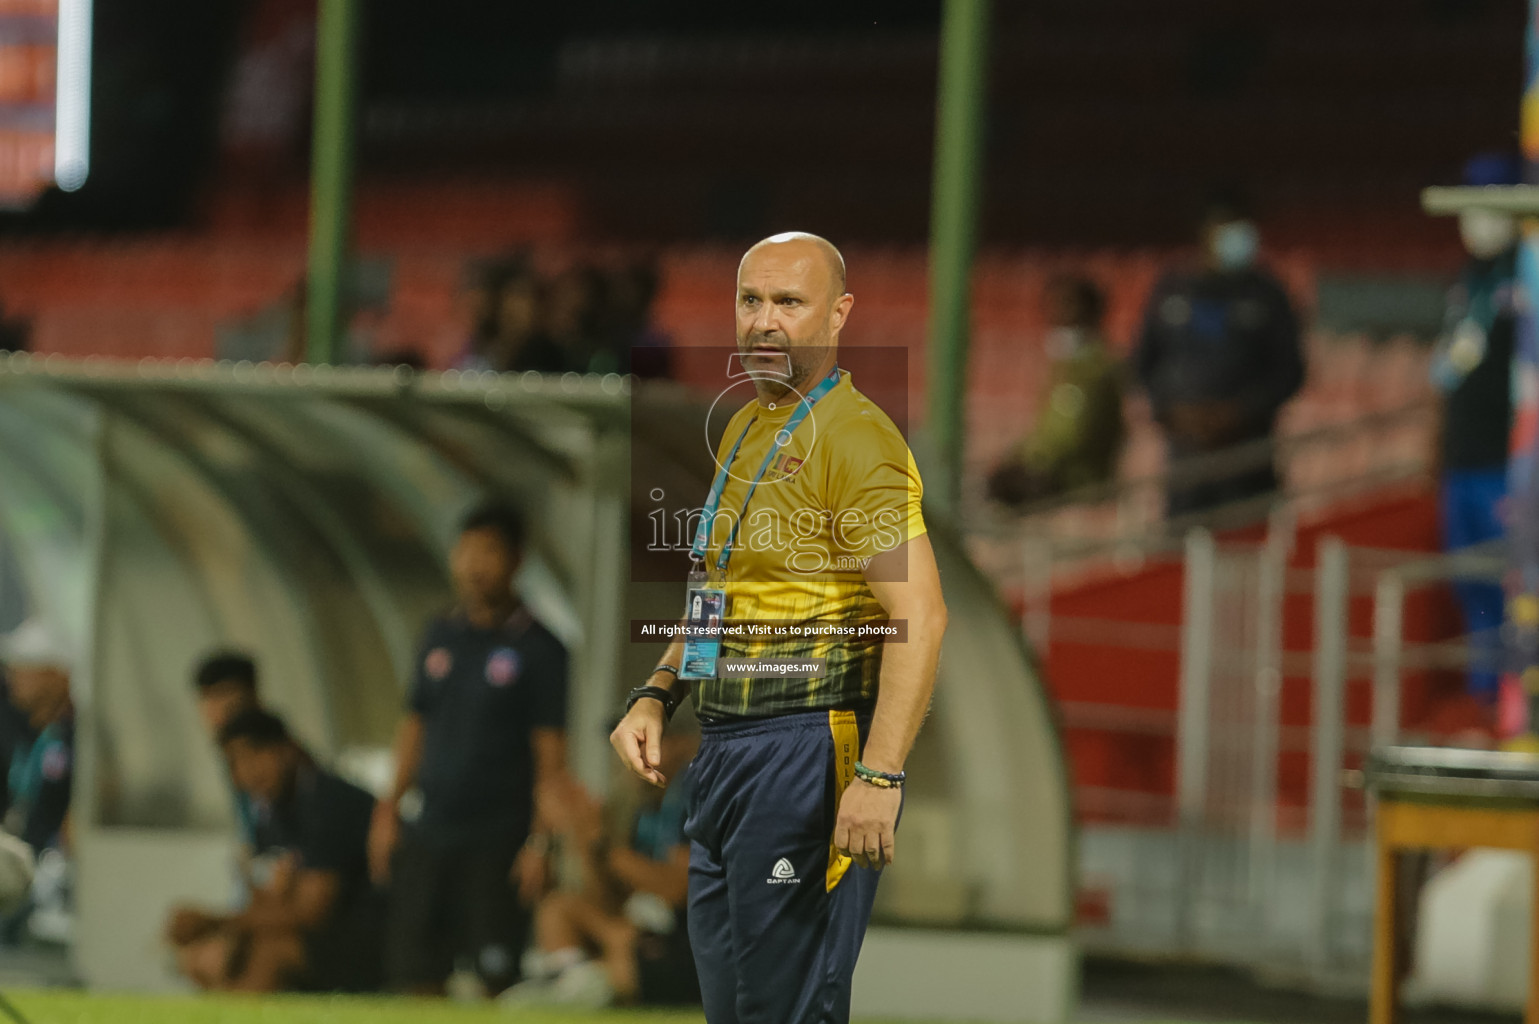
[684,708,881,1024]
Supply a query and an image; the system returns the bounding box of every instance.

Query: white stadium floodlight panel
[54,0,92,192]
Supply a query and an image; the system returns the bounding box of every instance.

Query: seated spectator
[543,265,607,374]
[987,275,1126,507]
[0,620,74,858]
[454,252,675,377]
[456,256,568,374]
[504,725,699,1009]
[0,619,75,945]
[501,262,569,373]
[602,257,673,379]
[167,710,383,993]
[192,650,266,847]
[452,258,505,371]
[194,650,262,737]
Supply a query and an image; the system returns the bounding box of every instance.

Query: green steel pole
[925,0,991,516]
[305,0,360,365]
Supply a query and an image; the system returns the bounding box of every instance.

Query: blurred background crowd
[210,251,674,376]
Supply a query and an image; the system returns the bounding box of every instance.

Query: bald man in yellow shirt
[612,233,948,1024]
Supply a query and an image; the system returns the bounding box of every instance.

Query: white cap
[0,618,74,671]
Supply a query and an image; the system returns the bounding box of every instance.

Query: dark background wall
[5,0,1524,254]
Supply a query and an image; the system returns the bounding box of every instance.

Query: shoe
[550,961,614,1009]
[497,975,558,1007]
[445,968,486,1003]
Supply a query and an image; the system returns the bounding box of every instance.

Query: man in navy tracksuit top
[370,503,569,996]
[610,233,949,1023]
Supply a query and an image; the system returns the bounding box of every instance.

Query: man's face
[450,527,520,608]
[735,241,850,393]
[4,664,68,726]
[198,680,258,737]
[224,738,289,804]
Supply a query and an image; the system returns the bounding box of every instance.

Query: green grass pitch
[3,992,696,1024]
[0,990,1239,1024]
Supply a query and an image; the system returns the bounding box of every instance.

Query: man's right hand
[367,801,400,886]
[610,699,668,787]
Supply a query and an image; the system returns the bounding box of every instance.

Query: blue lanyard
[690,367,841,574]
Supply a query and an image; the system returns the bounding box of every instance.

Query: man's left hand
[833,781,901,870]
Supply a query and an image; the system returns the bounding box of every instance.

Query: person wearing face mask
[987,274,1126,507]
[1133,193,1305,518]
[1430,153,1523,701]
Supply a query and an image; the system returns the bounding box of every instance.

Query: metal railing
[968,398,1435,657]
[1063,527,1504,984]
[968,398,1435,592]
[964,398,1508,986]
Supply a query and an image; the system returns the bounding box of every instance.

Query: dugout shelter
[0,356,1073,1021]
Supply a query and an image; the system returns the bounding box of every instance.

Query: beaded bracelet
[853,761,906,789]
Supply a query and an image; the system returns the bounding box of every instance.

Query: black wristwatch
[625,684,680,721]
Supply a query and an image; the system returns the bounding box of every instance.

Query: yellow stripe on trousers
[826,708,858,892]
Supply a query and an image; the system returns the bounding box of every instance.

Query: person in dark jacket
[1133,195,1306,518]
[1431,153,1523,700]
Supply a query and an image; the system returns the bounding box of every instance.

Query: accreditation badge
[679,584,726,680]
